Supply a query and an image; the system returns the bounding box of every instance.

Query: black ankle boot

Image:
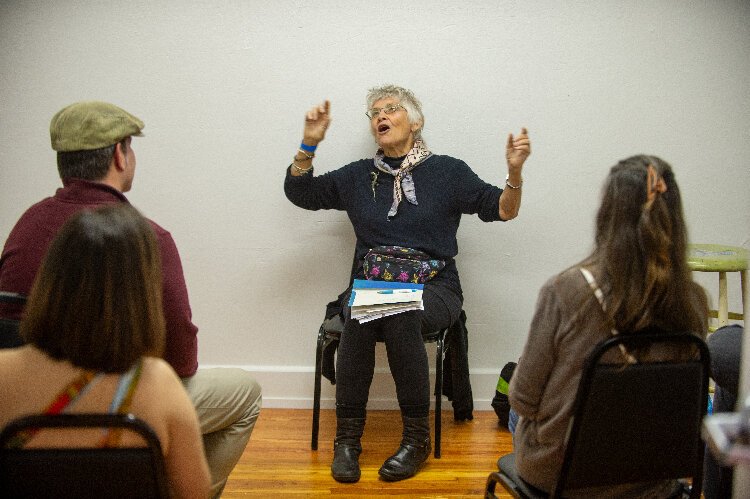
[331,417,366,483]
[378,415,431,481]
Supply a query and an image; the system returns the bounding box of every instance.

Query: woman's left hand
[506,127,531,172]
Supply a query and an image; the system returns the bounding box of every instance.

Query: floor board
[223,408,513,497]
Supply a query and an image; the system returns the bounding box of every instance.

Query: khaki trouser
[182,368,262,498]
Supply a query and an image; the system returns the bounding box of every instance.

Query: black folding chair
[486,331,710,499]
[0,292,26,349]
[0,413,170,498]
[312,314,449,458]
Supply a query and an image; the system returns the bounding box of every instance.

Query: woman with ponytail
[507,155,708,497]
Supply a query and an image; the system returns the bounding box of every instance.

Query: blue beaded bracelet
[300,142,317,153]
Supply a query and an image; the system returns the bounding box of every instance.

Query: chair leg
[485,471,502,499]
[434,329,445,458]
[718,271,728,327]
[741,269,747,326]
[312,326,326,451]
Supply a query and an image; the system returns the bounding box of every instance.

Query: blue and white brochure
[349,279,424,322]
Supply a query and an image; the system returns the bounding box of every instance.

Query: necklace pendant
[370,171,379,200]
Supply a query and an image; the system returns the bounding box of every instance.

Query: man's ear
[112,142,126,172]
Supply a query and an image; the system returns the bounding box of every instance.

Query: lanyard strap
[579,268,637,364]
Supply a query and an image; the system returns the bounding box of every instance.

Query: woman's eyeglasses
[366,103,404,119]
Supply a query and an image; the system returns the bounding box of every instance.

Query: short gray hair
[366,85,424,140]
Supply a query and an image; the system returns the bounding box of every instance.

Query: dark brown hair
[20,204,165,372]
[56,138,128,181]
[581,155,707,334]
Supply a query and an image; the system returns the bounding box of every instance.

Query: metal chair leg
[312,325,326,450]
[434,328,445,458]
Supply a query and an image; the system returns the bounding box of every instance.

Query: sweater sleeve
[283,165,345,211]
[508,280,562,419]
[452,160,503,222]
[153,225,199,377]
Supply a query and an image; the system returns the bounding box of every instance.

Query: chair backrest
[0,413,170,499]
[0,292,26,349]
[553,331,709,498]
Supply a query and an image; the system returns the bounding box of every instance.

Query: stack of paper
[348,279,424,323]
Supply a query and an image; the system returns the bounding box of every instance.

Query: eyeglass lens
[367,104,401,119]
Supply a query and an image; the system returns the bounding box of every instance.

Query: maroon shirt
[0,179,199,376]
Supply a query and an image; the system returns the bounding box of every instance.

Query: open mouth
[377,123,390,134]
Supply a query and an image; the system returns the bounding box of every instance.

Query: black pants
[335,282,462,419]
[704,324,743,499]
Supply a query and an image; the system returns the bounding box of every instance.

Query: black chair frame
[312,315,449,458]
[0,291,26,349]
[0,413,170,498]
[486,331,710,499]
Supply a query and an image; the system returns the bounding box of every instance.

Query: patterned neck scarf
[373,139,432,219]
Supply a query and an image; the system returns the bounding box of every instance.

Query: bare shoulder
[0,349,20,393]
[139,357,184,392]
[0,349,16,372]
[136,358,182,402]
[0,346,35,378]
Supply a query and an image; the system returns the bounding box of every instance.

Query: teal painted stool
[687,244,748,331]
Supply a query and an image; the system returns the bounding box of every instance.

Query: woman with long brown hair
[508,155,708,497]
[0,204,210,499]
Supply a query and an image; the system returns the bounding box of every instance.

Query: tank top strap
[5,369,102,449]
[99,358,144,448]
[108,358,144,414]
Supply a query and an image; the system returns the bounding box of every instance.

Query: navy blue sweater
[284,154,504,294]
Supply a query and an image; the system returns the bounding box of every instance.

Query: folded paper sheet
[349,279,424,323]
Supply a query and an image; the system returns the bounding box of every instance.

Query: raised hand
[506,127,531,172]
[303,100,331,146]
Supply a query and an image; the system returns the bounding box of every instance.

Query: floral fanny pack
[363,245,445,284]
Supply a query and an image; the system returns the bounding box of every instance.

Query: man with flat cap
[0,101,262,498]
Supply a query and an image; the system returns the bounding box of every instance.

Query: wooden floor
[223,408,513,498]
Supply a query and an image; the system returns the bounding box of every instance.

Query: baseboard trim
[200,364,500,410]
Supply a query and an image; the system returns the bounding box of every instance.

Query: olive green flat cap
[50,101,144,152]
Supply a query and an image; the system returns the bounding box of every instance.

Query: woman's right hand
[302,100,331,146]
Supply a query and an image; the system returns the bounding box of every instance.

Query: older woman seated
[285,84,531,482]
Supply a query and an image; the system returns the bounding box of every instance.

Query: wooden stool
[687,244,748,331]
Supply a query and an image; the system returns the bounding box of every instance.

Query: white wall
[1,1,749,409]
